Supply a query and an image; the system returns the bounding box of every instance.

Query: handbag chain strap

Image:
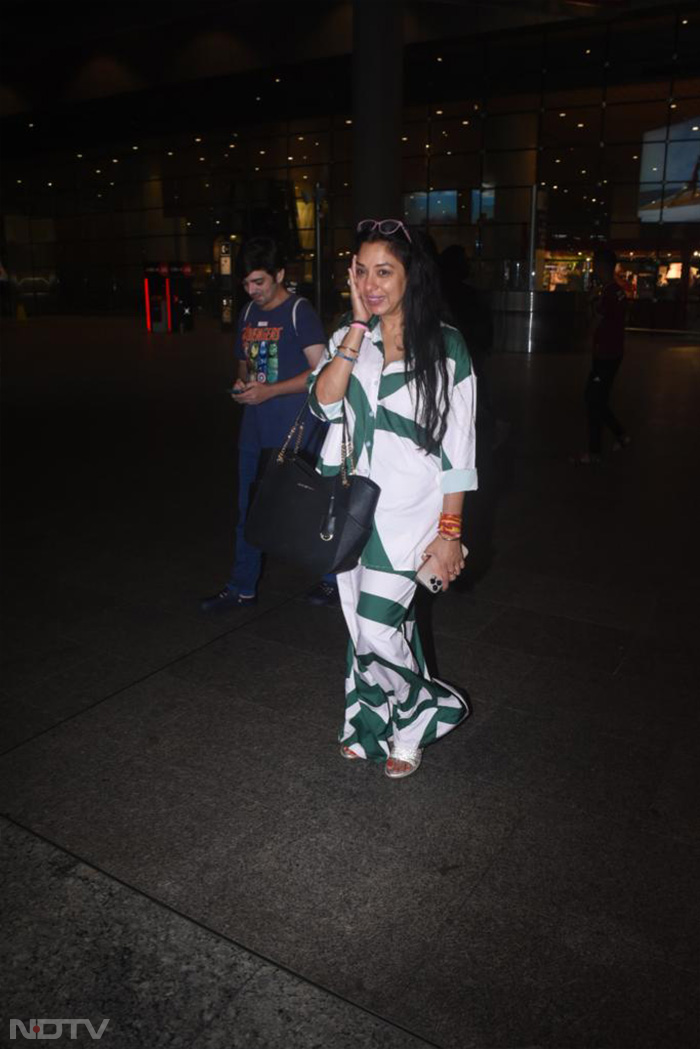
[339,404,354,488]
[276,393,355,490]
[277,400,308,463]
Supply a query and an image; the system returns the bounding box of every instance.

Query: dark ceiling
[0,1,673,111]
[0,0,687,159]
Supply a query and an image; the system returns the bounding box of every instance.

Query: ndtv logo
[10,1019,110,1040]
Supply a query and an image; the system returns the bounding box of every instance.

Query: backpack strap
[292,296,304,335]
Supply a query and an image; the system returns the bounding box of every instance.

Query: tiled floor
[1,316,699,1047]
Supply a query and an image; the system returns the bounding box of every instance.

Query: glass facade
[1,5,698,329]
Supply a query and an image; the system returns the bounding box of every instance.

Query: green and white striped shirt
[308,317,477,573]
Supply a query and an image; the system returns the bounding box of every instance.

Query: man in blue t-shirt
[201,236,339,610]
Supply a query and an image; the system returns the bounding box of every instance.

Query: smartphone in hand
[416,544,469,594]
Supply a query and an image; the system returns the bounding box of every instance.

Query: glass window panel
[430,98,482,118]
[667,132,700,175]
[428,190,458,223]
[468,188,495,223]
[402,121,428,154]
[486,93,540,114]
[606,80,669,103]
[480,224,529,260]
[669,100,700,126]
[543,86,603,108]
[333,228,354,253]
[661,182,700,223]
[402,157,428,192]
[457,190,475,222]
[487,34,544,76]
[609,222,646,242]
[604,101,669,142]
[675,77,700,98]
[331,195,352,227]
[429,153,480,189]
[331,163,351,193]
[333,129,352,161]
[290,116,330,133]
[639,141,666,182]
[289,166,326,193]
[256,121,288,137]
[540,146,599,183]
[484,112,539,150]
[429,226,476,253]
[492,186,533,223]
[431,117,482,152]
[482,150,536,186]
[249,138,287,167]
[288,132,327,164]
[404,192,427,225]
[601,144,644,181]
[610,183,644,223]
[541,107,602,146]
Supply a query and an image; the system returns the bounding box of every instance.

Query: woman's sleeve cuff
[441,467,478,494]
[308,385,344,421]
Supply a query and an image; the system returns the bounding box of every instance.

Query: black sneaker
[305,581,340,607]
[200,588,257,613]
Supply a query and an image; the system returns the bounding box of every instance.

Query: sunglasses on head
[357,219,412,243]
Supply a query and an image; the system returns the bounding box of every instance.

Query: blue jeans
[229,445,335,596]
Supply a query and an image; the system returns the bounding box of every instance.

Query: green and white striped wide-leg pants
[337,565,469,762]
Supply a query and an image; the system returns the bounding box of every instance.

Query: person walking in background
[572,246,630,466]
[201,236,339,611]
[308,220,477,779]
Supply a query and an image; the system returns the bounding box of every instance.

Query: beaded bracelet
[336,351,357,364]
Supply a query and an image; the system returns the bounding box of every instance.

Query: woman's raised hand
[348,255,370,323]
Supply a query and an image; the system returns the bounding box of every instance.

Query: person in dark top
[201,236,338,610]
[572,247,630,465]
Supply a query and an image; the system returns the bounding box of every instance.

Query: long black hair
[356,226,449,454]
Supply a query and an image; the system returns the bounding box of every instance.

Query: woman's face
[355,241,407,319]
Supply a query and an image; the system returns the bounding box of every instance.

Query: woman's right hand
[348,255,370,323]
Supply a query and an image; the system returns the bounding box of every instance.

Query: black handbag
[244,402,380,575]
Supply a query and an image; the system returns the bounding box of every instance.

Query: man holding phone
[201,235,338,610]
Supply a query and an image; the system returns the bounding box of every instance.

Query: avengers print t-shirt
[234,294,326,449]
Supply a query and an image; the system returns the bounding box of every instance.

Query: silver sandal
[385,744,423,779]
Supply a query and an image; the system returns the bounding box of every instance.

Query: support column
[352,0,404,225]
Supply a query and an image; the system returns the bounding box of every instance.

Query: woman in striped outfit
[308,220,477,779]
